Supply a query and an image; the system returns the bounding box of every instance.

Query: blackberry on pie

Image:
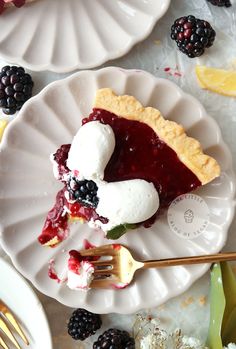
[67,178,99,208]
[170,15,216,58]
[38,88,220,247]
[0,65,33,115]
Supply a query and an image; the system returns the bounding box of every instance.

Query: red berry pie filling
[38,88,220,247]
[0,0,33,14]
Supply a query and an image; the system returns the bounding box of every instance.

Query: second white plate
[0,258,52,349]
[0,0,170,72]
[0,67,235,314]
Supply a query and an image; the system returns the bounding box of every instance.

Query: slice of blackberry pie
[38,88,220,247]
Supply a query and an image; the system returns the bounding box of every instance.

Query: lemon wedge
[195,65,236,97]
[0,119,7,141]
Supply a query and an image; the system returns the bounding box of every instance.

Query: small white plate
[0,0,170,73]
[0,67,235,314]
[0,258,52,349]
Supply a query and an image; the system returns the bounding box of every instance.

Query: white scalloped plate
[0,0,170,73]
[0,68,235,314]
[0,258,52,349]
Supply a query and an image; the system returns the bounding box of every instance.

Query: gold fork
[79,244,236,288]
[0,300,29,349]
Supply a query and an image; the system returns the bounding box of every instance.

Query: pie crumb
[181,296,194,308]
[198,296,207,306]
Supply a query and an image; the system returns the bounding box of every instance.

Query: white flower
[180,335,207,349]
[140,332,167,349]
[224,344,236,349]
[133,315,208,349]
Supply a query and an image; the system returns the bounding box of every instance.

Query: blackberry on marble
[0,65,33,115]
[68,308,102,341]
[206,0,231,6]
[171,15,216,58]
[93,328,135,349]
[67,178,99,208]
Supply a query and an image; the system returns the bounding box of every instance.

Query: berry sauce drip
[39,191,107,246]
[170,15,216,58]
[83,109,201,207]
[38,188,69,246]
[69,245,99,264]
[48,259,65,283]
[53,144,70,181]
[68,201,108,224]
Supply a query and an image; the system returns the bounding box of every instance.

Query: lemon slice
[0,119,7,141]
[195,65,236,97]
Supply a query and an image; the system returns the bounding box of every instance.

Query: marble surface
[1,0,236,348]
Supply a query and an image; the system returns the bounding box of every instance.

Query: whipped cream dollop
[96,180,159,230]
[67,260,94,290]
[67,121,115,180]
[65,120,160,232]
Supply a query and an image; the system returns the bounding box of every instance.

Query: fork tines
[0,300,29,349]
[0,335,9,349]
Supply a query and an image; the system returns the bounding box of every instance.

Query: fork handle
[142,252,236,269]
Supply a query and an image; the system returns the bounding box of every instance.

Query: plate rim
[0,0,171,73]
[0,66,235,314]
[0,257,53,348]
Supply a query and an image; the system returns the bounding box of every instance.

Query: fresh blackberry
[170,15,216,58]
[68,308,102,341]
[67,178,99,208]
[0,65,33,115]
[206,0,231,6]
[93,328,135,349]
[53,144,71,180]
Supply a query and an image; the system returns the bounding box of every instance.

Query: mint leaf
[106,224,137,240]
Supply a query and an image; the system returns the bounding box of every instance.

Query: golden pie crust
[43,236,60,247]
[94,88,220,185]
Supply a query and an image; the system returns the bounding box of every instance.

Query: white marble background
[1,0,236,348]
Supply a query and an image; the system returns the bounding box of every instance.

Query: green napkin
[207,262,236,349]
